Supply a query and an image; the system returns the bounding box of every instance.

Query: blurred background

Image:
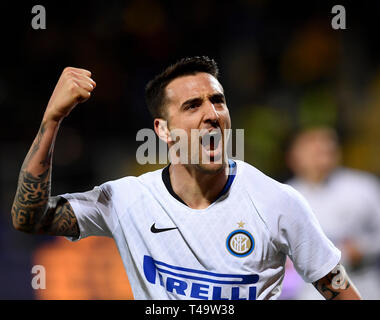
[0,0,379,299]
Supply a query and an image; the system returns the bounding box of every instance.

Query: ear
[154,118,171,143]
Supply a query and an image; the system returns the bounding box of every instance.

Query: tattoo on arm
[11,121,79,237]
[39,197,79,237]
[12,122,51,232]
[12,168,50,232]
[312,263,351,300]
[312,272,340,300]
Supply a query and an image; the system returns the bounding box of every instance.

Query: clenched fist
[43,67,96,122]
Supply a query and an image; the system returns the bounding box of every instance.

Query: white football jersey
[61,160,340,300]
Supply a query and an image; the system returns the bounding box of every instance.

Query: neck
[301,170,331,184]
[169,162,229,209]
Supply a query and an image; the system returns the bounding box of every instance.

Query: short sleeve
[278,185,341,283]
[59,184,113,242]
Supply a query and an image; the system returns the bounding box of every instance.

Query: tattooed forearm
[11,120,79,237]
[21,122,51,171]
[12,168,50,232]
[12,122,51,232]
[312,263,362,300]
[313,274,340,300]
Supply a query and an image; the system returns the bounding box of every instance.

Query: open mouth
[200,130,223,160]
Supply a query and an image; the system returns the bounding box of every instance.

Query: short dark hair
[145,56,219,119]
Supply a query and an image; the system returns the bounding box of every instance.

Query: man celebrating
[11,56,361,300]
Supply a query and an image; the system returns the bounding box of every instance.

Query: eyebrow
[180,97,203,110]
[180,93,225,110]
[209,93,225,103]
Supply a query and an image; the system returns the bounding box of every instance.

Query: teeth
[201,130,222,150]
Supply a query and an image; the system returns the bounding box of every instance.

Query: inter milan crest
[226,221,255,257]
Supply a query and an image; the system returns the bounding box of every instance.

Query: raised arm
[312,263,362,300]
[11,67,96,237]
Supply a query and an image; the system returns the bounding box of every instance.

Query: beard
[193,161,227,174]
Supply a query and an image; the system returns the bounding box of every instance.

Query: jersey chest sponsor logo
[143,255,259,300]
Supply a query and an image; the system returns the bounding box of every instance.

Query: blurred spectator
[280,127,380,299]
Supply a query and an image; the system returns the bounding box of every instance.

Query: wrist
[42,111,64,126]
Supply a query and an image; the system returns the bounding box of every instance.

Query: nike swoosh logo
[150,223,178,234]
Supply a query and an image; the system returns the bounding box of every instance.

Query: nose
[203,101,219,125]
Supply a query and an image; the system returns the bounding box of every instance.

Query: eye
[210,95,225,105]
[186,103,200,110]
